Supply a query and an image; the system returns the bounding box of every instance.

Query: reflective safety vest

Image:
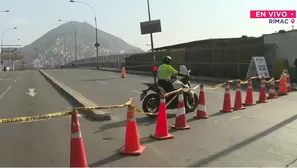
[157,64,177,80]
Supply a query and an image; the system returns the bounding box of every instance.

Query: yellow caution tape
[201,73,287,90]
[0,110,73,124]
[131,105,157,116]
[204,82,226,90]
[0,99,134,124]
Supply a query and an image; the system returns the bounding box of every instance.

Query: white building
[263,30,297,68]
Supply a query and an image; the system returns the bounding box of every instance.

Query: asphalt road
[0,70,105,167]
[44,68,297,167]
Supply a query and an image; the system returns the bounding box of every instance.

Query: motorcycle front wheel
[184,92,199,113]
[142,93,160,117]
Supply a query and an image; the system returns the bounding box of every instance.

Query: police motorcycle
[140,65,199,117]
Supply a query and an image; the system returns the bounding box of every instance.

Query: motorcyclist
[157,56,188,93]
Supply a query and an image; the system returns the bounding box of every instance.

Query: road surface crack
[286,156,297,167]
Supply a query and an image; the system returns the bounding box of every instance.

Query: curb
[37,69,111,121]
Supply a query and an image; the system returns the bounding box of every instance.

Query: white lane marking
[96,80,108,85]
[80,76,85,78]
[0,85,12,100]
[205,90,224,95]
[27,88,37,97]
[13,79,17,83]
[140,80,149,82]
[0,78,12,80]
[84,84,100,91]
[231,116,241,120]
[131,90,142,94]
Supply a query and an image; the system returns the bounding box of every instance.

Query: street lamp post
[1,27,17,71]
[58,19,77,67]
[52,33,67,66]
[70,0,99,69]
[0,10,9,13]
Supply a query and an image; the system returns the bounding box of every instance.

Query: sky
[0,0,296,51]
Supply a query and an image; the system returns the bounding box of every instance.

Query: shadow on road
[94,113,175,133]
[88,152,128,167]
[188,114,297,167]
[88,133,159,167]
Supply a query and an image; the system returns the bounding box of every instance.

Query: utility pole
[147,0,156,64]
[64,39,67,65]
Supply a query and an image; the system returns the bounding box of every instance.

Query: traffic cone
[278,71,288,96]
[287,72,291,92]
[121,66,126,78]
[243,79,255,106]
[233,79,245,110]
[267,81,278,99]
[151,92,174,140]
[70,110,88,168]
[193,84,208,119]
[256,78,268,103]
[120,102,145,155]
[220,81,233,113]
[172,92,190,130]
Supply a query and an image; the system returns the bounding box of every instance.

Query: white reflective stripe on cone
[176,106,185,117]
[225,90,230,94]
[261,84,265,87]
[248,85,252,89]
[236,88,240,91]
[71,131,82,139]
[178,93,183,101]
[269,89,275,93]
[197,104,206,112]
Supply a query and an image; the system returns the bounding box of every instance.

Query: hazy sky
[0,0,296,51]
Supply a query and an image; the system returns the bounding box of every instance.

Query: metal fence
[65,43,276,79]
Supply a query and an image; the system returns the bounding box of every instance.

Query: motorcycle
[140,65,199,117]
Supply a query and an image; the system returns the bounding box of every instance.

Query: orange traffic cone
[220,81,233,113]
[256,78,268,103]
[233,79,245,110]
[121,66,126,78]
[70,110,88,168]
[243,79,255,106]
[172,92,190,130]
[267,81,278,99]
[120,102,145,155]
[278,71,288,96]
[287,72,291,92]
[150,92,174,140]
[193,84,208,119]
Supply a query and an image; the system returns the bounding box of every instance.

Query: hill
[22,21,143,68]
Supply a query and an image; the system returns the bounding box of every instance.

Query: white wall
[264,31,297,67]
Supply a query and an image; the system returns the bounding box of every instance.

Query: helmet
[162,56,172,64]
